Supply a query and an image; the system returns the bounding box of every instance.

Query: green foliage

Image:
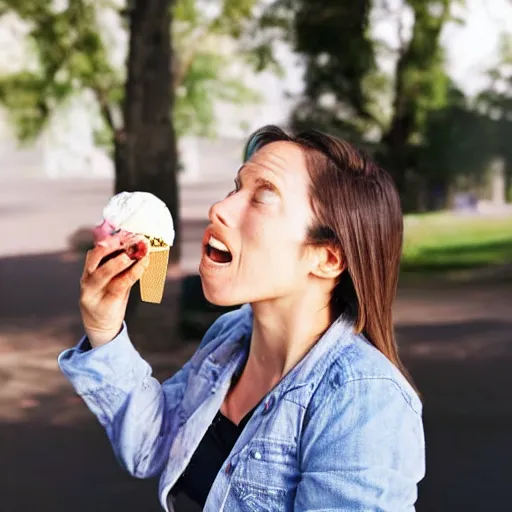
[175,53,260,137]
[0,0,118,143]
[0,0,269,146]
[266,0,376,140]
[173,0,264,137]
[474,32,512,197]
[271,0,475,208]
[416,84,495,190]
[396,0,458,138]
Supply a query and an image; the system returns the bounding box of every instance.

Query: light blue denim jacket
[58,305,425,511]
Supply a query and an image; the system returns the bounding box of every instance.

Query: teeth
[208,236,230,253]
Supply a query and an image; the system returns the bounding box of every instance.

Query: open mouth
[205,235,233,264]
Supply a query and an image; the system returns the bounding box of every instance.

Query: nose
[208,199,231,227]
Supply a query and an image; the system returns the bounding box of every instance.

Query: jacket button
[253,451,262,460]
[262,395,275,414]
[225,462,232,474]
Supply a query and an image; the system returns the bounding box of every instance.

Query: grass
[401,212,512,274]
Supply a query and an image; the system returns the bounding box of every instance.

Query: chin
[200,276,244,308]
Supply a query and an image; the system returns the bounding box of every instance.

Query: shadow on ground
[0,420,163,512]
[397,318,512,512]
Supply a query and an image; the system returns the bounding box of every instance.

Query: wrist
[85,325,123,348]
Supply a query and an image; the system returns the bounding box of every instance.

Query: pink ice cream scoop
[93,221,149,263]
[92,220,118,245]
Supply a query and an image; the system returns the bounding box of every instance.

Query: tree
[416,84,494,209]
[0,0,268,258]
[263,0,464,211]
[118,0,178,252]
[261,0,377,142]
[381,0,455,208]
[0,0,179,338]
[0,0,180,251]
[476,33,512,201]
[172,0,266,138]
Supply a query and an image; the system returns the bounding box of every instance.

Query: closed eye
[253,182,279,204]
[227,176,280,204]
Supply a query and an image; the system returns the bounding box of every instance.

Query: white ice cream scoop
[98,191,175,246]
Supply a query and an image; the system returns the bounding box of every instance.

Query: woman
[59,125,425,511]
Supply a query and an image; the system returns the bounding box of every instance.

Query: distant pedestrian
[59,125,425,511]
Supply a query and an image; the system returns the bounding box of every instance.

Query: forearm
[58,325,170,477]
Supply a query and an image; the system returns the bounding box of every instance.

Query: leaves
[0,0,270,145]
[174,51,260,137]
[172,0,266,137]
[0,0,118,142]
[262,0,377,139]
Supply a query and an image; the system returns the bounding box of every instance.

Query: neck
[248,289,332,380]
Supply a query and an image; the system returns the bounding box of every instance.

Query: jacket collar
[209,304,357,393]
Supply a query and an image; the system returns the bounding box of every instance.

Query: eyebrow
[235,175,280,195]
[236,164,283,186]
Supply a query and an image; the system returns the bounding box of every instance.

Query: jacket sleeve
[294,378,425,512]
[57,320,221,479]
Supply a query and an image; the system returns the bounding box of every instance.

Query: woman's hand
[79,235,150,348]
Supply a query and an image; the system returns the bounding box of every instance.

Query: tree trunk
[119,0,179,263]
[505,160,512,203]
[116,0,180,336]
[381,1,450,213]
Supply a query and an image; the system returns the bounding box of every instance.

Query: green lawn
[401,212,512,273]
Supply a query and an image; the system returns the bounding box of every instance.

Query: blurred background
[0,0,511,511]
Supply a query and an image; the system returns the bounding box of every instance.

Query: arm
[58,319,223,479]
[294,378,425,512]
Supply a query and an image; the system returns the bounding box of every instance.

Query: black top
[168,407,255,509]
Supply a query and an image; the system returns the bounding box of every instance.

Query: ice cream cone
[139,246,170,304]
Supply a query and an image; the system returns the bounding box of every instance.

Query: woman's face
[199,141,317,307]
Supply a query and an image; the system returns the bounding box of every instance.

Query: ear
[309,244,345,280]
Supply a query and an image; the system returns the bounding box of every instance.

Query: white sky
[442,0,512,95]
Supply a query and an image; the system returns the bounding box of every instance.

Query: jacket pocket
[230,479,292,512]
[226,438,299,511]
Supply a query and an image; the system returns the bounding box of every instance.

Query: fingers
[84,238,125,275]
[89,251,139,291]
[83,234,148,275]
[107,255,150,296]
[81,251,150,302]
[80,233,151,301]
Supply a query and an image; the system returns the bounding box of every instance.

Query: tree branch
[93,87,118,134]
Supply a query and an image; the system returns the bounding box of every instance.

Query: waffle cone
[139,246,170,304]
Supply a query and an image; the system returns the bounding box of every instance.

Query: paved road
[1,177,512,511]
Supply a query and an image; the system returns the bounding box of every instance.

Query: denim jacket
[58,305,425,511]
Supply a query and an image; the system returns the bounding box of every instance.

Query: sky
[441,0,512,95]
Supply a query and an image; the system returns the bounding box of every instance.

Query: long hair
[244,125,416,391]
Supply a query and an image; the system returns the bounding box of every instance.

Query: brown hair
[244,125,416,390]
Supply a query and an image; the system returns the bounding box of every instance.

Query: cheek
[240,205,310,264]
[242,220,305,272]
